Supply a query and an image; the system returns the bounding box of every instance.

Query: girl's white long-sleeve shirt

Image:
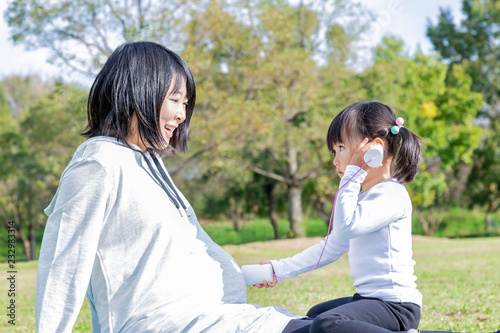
[35,137,298,332]
[271,165,423,307]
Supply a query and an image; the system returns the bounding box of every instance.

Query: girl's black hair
[327,101,422,183]
[82,41,196,154]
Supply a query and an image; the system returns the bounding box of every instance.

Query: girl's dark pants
[282,293,421,333]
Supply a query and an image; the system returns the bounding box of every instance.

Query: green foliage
[411,207,500,238]
[201,217,328,245]
[202,219,290,245]
[303,218,328,237]
[437,207,500,238]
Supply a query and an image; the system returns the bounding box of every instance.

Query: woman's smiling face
[160,81,188,146]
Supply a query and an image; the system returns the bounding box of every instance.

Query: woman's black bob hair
[82,41,196,154]
[327,101,422,183]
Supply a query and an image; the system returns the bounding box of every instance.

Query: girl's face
[332,142,353,179]
[160,81,189,145]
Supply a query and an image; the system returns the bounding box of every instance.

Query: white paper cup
[364,143,384,167]
[241,264,274,285]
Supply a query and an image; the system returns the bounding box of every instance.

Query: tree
[427,0,499,108]
[178,0,368,237]
[427,0,500,230]
[0,78,87,259]
[466,114,500,231]
[359,37,483,235]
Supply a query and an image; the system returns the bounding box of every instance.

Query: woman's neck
[126,113,147,152]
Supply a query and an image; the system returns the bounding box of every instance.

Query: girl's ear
[373,137,384,148]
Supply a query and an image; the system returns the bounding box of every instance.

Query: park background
[0,0,499,332]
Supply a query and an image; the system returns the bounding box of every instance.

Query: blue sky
[0,0,463,86]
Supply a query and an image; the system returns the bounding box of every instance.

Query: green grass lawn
[1,236,499,332]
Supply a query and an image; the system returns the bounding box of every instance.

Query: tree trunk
[313,197,331,226]
[484,199,499,231]
[27,185,37,260]
[265,183,280,239]
[286,143,303,237]
[19,229,32,261]
[11,202,34,260]
[430,206,445,235]
[415,205,445,236]
[229,197,241,232]
[3,217,32,260]
[29,221,37,260]
[415,206,428,235]
[287,184,303,238]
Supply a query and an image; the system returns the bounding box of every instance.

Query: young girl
[256,101,423,333]
[35,41,302,332]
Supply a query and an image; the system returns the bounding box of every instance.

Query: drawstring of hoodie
[151,155,187,210]
[141,151,187,217]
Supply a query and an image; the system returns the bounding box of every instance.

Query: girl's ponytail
[392,127,422,183]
